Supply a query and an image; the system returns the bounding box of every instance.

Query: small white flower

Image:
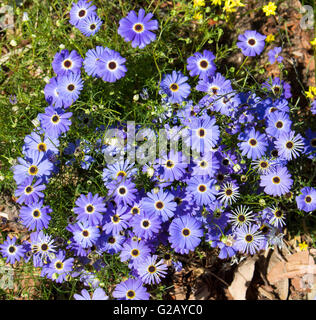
[10,39,17,47]
[22,12,29,22]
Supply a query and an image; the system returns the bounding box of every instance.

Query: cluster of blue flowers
[2,0,316,300]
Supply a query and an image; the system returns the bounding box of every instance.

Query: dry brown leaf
[227,256,257,300]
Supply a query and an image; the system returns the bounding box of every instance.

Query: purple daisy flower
[260,166,293,197]
[131,211,162,240]
[112,278,150,300]
[274,130,305,161]
[296,187,316,212]
[12,150,54,185]
[186,50,216,80]
[73,192,106,226]
[19,200,52,231]
[102,205,132,235]
[212,89,241,116]
[265,111,292,139]
[95,48,127,83]
[168,215,204,254]
[102,159,137,184]
[31,230,56,264]
[51,49,82,76]
[77,14,102,37]
[187,115,220,154]
[135,254,168,285]
[96,233,125,254]
[69,0,97,27]
[155,150,188,182]
[262,77,292,99]
[196,72,232,97]
[83,46,110,77]
[160,71,191,104]
[191,151,220,178]
[119,239,151,267]
[141,189,177,222]
[45,250,74,283]
[74,287,108,300]
[238,128,268,160]
[107,178,137,206]
[268,47,283,64]
[118,8,158,49]
[57,72,84,106]
[187,176,218,206]
[72,221,100,248]
[38,106,72,138]
[237,30,266,57]
[233,224,266,255]
[15,177,46,205]
[0,236,25,265]
[23,131,60,155]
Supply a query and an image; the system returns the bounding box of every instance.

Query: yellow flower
[193,11,203,20]
[298,241,308,251]
[265,34,275,43]
[305,86,316,99]
[194,0,205,7]
[262,2,277,16]
[211,0,222,5]
[310,38,316,46]
[223,0,244,13]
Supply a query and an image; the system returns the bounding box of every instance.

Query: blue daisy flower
[0,236,25,265]
[112,278,150,300]
[51,49,83,76]
[186,49,216,80]
[237,30,266,57]
[160,71,191,104]
[77,14,102,37]
[15,177,46,205]
[69,0,97,27]
[57,72,84,106]
[187,176,218,206]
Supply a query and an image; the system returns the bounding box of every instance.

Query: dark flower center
[311,139,316,147]
[29,165,38,175]
[117,171,126,177]
[275,210,283,218]
[225,188,233,196]
[67,84,75,91]
[148,265,156,273]
[78,9,86,17]
[118,187,127,195]
[274,86,280,93]
[245,234,253,242]
[170,83,179,92]
[222,159,229,166]
[217,174,224,181]
[112,215,120,223]
[305,196,312,203]
[63,60,72,68]
[41,244,48,251]
[286,141,294,149]
[142,220,150,228]
[8,246,16,254]
[166,160,174,168]
[134,23,143,32]
[182,228,191,237]
[33,209,40,218]
[260,161,268,168]
[38,143,47,152]
[200,60,208,69]
[52,115,60,123]
[108,61,117,70]
[211,87,218,95]
[108,237,116,244]
[260,225,269,234]
[198,184,206,192]
[272,176,280,184]
[249,138,257,146]
[198,128,205,137]
[55,262,63,270]
[132,207,140,215]
[127,290,136,299]
[86,205,94,213]
[237,215,245,222]
[174,197,182,205]
[248,38,256,46]
[82,230,89,237]
[131,249,139,257]
[276,121,283,128]
[270,107,277,113]
[164,253,171,260]
[25,186,33,194]
[200,160,207,167]
[155,201,164,210]
[90,24,96,30]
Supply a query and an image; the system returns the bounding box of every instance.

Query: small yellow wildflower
[193,0,205,7]
[223,0,244,13]
[265,34,275,43]
[305,86,316,99]
[262,2,277,16]
[193,11,203,20]
[310,38,316,46]
[211,0,222,5]
[298,241,308,251]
